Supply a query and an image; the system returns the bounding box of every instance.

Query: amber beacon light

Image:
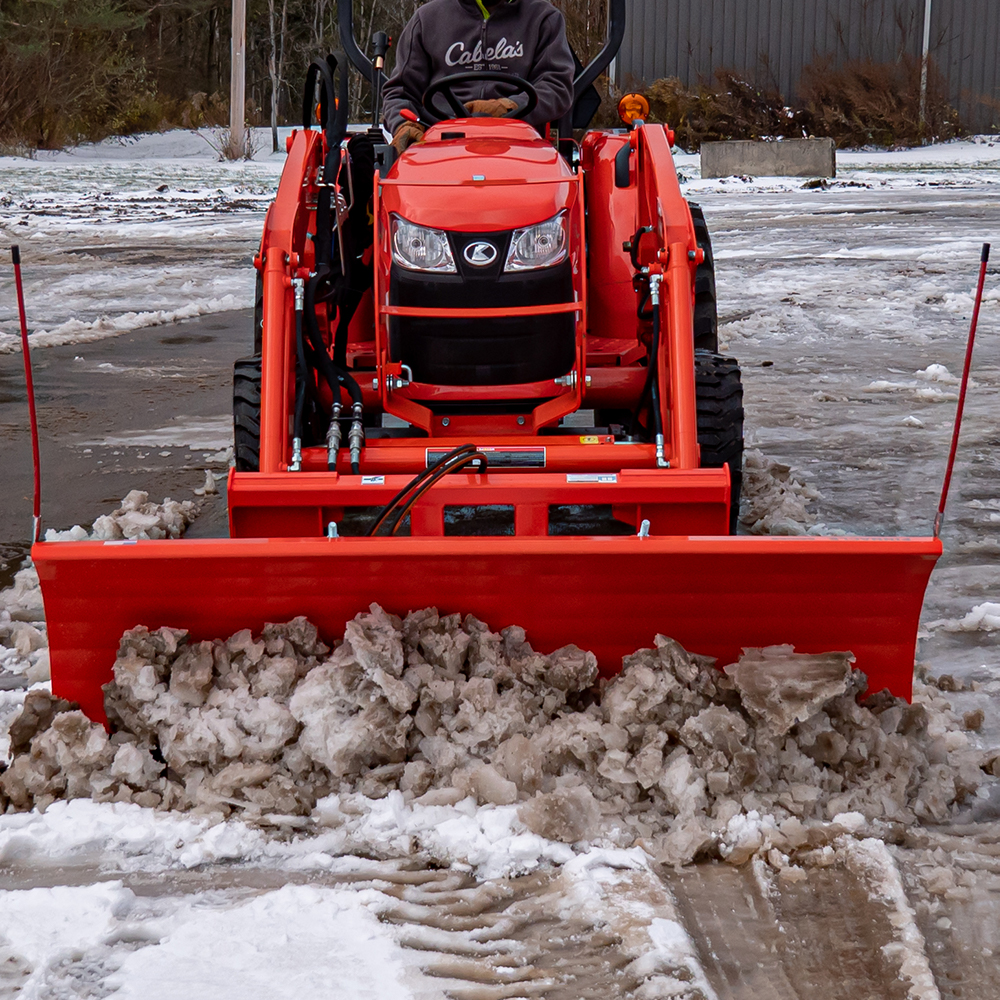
[617,93,650,125]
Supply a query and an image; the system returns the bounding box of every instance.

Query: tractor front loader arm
[256,128,326,472]
[631,123,700,469]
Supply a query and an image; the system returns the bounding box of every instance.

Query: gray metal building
[615,0,1000,133]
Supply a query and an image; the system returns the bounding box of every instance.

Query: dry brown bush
[642,56,963,151]
[645,71,811,151]
[799,56,962,148]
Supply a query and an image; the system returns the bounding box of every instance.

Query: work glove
[392,121,426,152]
[464,97,518,117]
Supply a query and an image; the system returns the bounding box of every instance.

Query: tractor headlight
[504,213,568,271]
[391,217,457,273]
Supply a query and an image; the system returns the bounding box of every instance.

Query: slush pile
[1,603,989,866]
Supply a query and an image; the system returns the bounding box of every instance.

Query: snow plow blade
[34,534,940,723]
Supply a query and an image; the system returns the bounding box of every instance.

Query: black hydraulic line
[386,450,489,536]
[304,272,361,401]
[384,450,490,536]
[300,269,365,473]
[367,444,477,536]
[630,357,655,438]
[332,288,362,369]
[366,444,482,537]
[649,291,665,450]
[293,304,308,455]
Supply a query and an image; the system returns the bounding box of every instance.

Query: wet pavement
[0,309,250,561]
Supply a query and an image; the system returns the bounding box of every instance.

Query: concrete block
[700,138,836,179]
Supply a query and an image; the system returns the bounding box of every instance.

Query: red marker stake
[11,246,42,543]
[935,242,991,537]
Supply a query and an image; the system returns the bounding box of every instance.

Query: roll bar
[573,0,626,100]
[336,0,627,113]
[338,0,378,85]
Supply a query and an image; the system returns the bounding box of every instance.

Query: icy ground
[1,131,998,352]
[0,133,999,998]
[0,129,289,352]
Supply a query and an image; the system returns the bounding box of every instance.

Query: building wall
[617,0,1000,133]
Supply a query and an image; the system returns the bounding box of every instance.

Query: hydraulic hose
[302,268,364,472]
[385,449,489,536]
[304,271,362,403]
[297,52,363,473]
[648,273,667,467]
[291,278,307,471]
[631,347,655,438]
[367,444,489,536]
[367,444,477,536]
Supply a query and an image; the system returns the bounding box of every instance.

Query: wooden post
[919,0,933,134]
[268,0,279,153]
[230,0,247,158]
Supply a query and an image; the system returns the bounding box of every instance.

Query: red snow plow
[33,0,940,722]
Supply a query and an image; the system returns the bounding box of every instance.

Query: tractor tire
[695,350,743,534]
[234,356,262,472]
[253,271,264,355]
[688,202,718,353]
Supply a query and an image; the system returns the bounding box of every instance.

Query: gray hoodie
[382,0,575,134]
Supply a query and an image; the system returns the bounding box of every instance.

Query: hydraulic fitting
[348,401,364,472]
[326,400,343,471]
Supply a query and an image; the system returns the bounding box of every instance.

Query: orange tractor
[35,0,940,722]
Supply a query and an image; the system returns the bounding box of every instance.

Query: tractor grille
[388,230,575,387]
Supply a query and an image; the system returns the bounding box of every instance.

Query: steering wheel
[422,72,538,124]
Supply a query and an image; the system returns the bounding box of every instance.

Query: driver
[383,0,576,152]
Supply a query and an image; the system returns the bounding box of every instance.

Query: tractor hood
[380,118,576,232]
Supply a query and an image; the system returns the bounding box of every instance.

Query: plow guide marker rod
[11,246,42,542]
[935,242,991,537]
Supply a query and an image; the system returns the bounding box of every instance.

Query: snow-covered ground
[2,130,999,352]
[1,131,1000,998]
[0,129,290,352]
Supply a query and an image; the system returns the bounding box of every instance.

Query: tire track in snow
[2,846,999,998]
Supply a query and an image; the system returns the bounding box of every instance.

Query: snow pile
[43,489,197,542]
[0,562,48,692]
[0,492,198,698]
[863,378,959,403]
[928,602,1000,633]
[2,607,987,867]
[740,448,820,534]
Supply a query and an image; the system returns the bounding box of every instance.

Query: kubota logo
[464,242,498,266]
